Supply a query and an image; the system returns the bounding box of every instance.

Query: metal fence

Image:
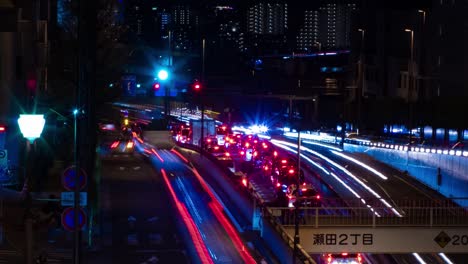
[267,206,468,228]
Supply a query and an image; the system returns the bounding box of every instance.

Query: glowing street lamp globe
[157,69,169,81]
[18,114,46,143]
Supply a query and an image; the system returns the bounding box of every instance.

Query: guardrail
[267,206,468,228]
[283,131,468,158]
[261,205,316,264]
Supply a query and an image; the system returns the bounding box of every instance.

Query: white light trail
[412,253,427,264]
[330,150,388,180]
[272,139,403,217]
[303,140,343,152]
[273,142,386,216]
[438,253,454,264]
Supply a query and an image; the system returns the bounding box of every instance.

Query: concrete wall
[344,144,468,206]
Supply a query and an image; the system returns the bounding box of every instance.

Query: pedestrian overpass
[260,198,468,258]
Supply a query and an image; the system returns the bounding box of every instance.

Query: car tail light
[245,142,250,147]
[274,151,278,157]
[254,140,258,143]
[281,159,287,164]
[207,138,211,142]
[225,136,230,141]
[242,178,247,187]
[327,254,332,264]
[264,166,268,171]
[357,253,362,263]
[0,125,6,132]
[225,152,230,157]
[316,195,321,199]
[341,253,348,256]
[288,169,295,174]
[126,141,134,149]
[253,151,258,157]
[110,141,120,149]
[302,188,307,191]
[214,146,219,150]
[276,182,281,187]
[240,150,245,155]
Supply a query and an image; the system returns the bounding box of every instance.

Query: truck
[190,119,216,147]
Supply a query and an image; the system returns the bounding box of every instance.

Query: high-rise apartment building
[170,5,199,52]
[245,1,288,54]
[296,10,320,51]
[213,5,244,51]
[246,1,287,35]
[296,1,357,51]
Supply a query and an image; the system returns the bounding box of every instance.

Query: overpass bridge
[262,198,468,258]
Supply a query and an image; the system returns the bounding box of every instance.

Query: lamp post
[18,114,46,264]
[418,9,426,26]
[417,10,426,142]
[200,38,206,154]
[357,28,365,134]
[72,108,80,264]
[405,29,414,146]
[292,131,301,264]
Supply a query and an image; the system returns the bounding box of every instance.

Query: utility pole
[200,38,206,154]
[76,0,96,262]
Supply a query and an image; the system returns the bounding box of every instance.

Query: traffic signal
[153,82,160,91]
[157,69,169,81]
[192,80,202,91]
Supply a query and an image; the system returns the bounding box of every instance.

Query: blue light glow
[157,69,169,80]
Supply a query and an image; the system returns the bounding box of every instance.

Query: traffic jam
[171,122,322,209]
[170,122,366,263]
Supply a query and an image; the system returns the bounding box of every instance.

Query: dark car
[286,184,321,208]
[206,145,231,158]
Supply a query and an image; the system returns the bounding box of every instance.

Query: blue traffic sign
[62,166,87,191]
[61,207,86,232]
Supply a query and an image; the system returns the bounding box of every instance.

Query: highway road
[272,137,463,264]
[98,150,190,263]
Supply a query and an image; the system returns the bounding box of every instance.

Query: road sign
[62,166,87,191]
[0,150,7,167]
[60,192,87,207]
[61,207,86,232]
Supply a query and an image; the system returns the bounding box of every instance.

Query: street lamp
[18,114,46,264]
[292,131,301,264]
[200,38,206,154]
[357,28,365,134]
[418,10,426,26]
[72,108,80,264]
[405,28,415,146]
